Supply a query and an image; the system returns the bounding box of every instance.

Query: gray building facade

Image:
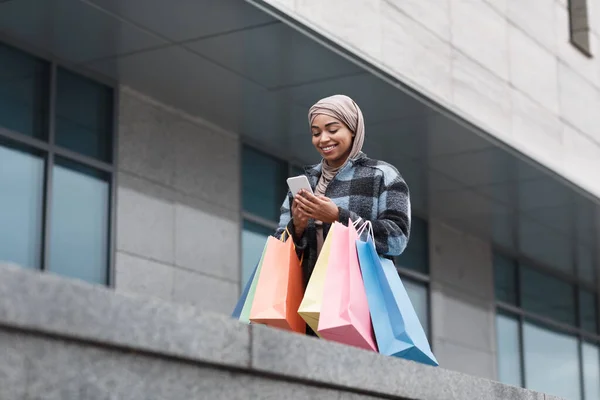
[1,1,599,399]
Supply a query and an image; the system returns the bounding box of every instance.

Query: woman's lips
[321,144,337,154]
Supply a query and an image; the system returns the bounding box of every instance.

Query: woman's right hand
[292,195,309,238]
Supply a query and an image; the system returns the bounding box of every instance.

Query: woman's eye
[312,132,320,137]
[329,130,338,134]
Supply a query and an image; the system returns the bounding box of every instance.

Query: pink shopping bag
[317,220,377,351]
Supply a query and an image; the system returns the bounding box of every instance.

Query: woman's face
[311,114,354,168]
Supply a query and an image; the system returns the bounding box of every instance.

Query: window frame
[568,0,593,57]
[0,41,118,286]
[494,241,600,396]
[238,142,303,288]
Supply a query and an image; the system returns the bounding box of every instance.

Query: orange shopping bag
[249,230,305,333]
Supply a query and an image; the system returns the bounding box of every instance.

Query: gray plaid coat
[275,152,411,287]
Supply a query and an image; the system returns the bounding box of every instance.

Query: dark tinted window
[494,253,518,305]
[580,289,598,334]
[0,43,48,139]
[396,215,428,274]
[521,266,576,326]
[55,68,113,162]
[242,147,288,222]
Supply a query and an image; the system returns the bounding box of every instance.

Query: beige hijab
[308,94,365,196]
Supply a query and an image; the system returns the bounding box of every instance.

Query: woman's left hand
[295,190,339,223]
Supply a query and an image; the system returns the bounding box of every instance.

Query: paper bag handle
[356,220,374,241]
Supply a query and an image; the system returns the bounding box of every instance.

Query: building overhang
[1,0,597,282]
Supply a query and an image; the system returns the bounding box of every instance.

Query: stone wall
[0,263,554,400]
[114,87,241,314]
[429,220,497,380]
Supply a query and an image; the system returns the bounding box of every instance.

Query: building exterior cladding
[1,1,600,399]
[261,0,600,200]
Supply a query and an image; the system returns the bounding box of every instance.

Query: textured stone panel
[251,324,544,400]
[172,268,238,315]
[508,26,559,114]
[296,0,382,60]
[172,116,240,212]
[451,0,509,80]
[431,284,495,353]
[174,202,239,281]
[383,1,453,103]
[115,251,174,301]
[452,50,511,138]
[118,90,177,187]
[386,0,451,40]
[0,264,249,368]
[116,185,175,265]
[429,220,494,300]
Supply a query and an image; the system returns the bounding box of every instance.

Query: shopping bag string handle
[279,227,304,263]
[356,220,374,241]
[280,227,292,242]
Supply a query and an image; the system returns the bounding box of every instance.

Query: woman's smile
[320,144,338,154]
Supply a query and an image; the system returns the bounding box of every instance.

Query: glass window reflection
[396,215,428,274]
[49,158,109,284]
[579,289,597,334]
[582,342,600,400]
[523,321,581,400]
[241,220,273,285]
[520,266,576,326]
[496,312,522,388]
[519,218,573,276]
[577,244,596,283]
[0,43,48,139]
[55,68,113,162]
[0,143,44,269]
[242,148,288,222]
[494,253,517,305]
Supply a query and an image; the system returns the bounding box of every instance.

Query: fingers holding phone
[291,196,309,238]
[295,190,339,224]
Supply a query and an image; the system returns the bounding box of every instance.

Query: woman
[275,94,411,335]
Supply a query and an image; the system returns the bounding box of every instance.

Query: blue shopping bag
[356,236,438,366]
[231,263,259,319]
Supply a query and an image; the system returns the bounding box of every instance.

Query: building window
[494,251,599,400]
[0,42,114,285]
[568,0,593,56]
[241,146,289,285]
[241,144,430,336]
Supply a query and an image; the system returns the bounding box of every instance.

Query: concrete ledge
[0,264,558,400]
[252,324,542,400]
[0,263,249,368]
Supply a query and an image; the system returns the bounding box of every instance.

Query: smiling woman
[274,94,412,336]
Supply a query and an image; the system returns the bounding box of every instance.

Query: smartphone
[287,175,313,197]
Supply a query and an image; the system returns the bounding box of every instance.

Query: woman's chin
[324,155,345,167]
[322,153,337,162]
